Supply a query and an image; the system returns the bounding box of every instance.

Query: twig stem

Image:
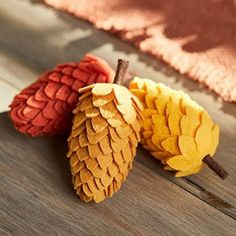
[203,155,228,180]
[114,59,129,85]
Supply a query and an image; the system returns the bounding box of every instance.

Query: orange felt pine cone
[9,54,115,136]
[67,60,143,203]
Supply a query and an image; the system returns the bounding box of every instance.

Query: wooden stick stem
[203,155,228,180]
[114,59,129,85]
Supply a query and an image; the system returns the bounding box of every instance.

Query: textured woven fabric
[45,0,236,102]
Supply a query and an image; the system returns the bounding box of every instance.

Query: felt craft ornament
[9,54,115,136]
[67,60,143,203]
[130,77,228,179]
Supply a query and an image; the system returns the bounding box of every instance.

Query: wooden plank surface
[0,78,19,112]
[0,0,236,234]
[0,112,236,236]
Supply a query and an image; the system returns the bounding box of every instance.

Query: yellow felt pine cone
[67,82,143,203]
[129,77,220,178]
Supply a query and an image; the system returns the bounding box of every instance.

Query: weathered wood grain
[136,146,236,219]
[0,78,19,112]
[0,112,235,236]
[0,0,236,233]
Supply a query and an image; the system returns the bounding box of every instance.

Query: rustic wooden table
[0,1,236,235]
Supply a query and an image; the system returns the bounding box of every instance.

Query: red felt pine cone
[9,54,115,136]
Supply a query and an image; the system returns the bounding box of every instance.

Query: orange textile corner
[45,0,236,103]
[9,54,115,136]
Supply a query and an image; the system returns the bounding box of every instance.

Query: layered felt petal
[67,83,143,203]
[129,77,220,177]
[9,54,115,136]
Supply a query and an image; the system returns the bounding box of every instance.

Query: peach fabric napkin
[45,0,236,102]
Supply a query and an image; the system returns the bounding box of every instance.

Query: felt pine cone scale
[129,77,220,177]
[9,54,114,136]
[67,83,143,203]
